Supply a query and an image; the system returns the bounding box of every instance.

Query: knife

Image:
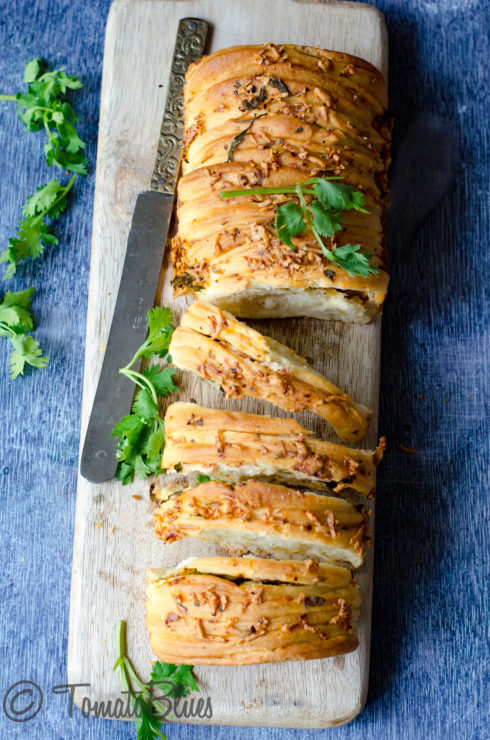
[80,18,208,483]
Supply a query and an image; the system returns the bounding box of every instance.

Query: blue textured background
[0,0,488,738]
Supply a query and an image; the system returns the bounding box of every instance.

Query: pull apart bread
[154,479,369,568]
[162,402,384,496]
[172,44,391,322]
[170,300,371,442]
[146,557,360,664]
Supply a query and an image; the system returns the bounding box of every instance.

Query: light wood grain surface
[68,0,387,727]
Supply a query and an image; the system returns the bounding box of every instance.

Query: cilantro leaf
[45,142,88,175]
[24,58,42,83]
[0,287,35,334]
[168,665,199,696]
[134,708,166,740]
[148,306,173,336]
[113,413,145,445]
[114,461,135,486]
[133,454,153,480]
[57,119,85,153]
[143,365,177,397]
[275,201,305,249]
[314,179,369,213]
[310,200,342,238]
[1,216,58,278]
[2,286,35,308]
[56,72,83,91]
[144,428,165,460]
[8,334,48,379]
[132,388,159,420]
[22,179,64,217]
[151,662,199,699]
[0,305,33,334]
[138,307,174,358]
[323,244,378,278]
[150,663,176,683]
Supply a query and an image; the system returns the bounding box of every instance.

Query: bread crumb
[95,520,104,529]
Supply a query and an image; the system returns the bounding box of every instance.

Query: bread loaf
[173,44,391,322]
[162,402,384,496]
[170,300,371,441]
[146,556,360,664]
[154,479,369,568]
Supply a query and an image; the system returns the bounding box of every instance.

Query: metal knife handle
[150,18,208,194]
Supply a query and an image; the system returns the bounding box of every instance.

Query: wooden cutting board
[68,0,388,728]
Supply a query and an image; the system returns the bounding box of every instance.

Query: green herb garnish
[0,58,88,279]
[114,620,199,740]
[220,176,379,278]
[0,287,48,378]
[112,307,177,485]
[227,114,266,163]
[241,86,267,111]
[269,77,290,95]
[170,273,202,292]
[0,58,88,379]
[1,177,76,280]
[195,473,212,484]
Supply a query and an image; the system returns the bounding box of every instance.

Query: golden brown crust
[150,555,352,585]
[146,556,360,665]
[170,301,371,441]
[154,479,370,568]
[162,402,385,496]
[173,43,391,322]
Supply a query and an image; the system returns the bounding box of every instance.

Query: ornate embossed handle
[150,18,208,194]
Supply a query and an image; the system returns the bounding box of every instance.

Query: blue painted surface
[0,0,488,738]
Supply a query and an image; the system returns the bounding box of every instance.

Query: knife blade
[80,17,208,483]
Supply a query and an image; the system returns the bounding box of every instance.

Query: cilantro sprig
[1,176,76,280]
[114,620,198,740]
[0,58,88,379]
[0,287,48,378]
[1,57,87,175]
[0,58,88,279]
[220,176,379,278]
[112,307,178,485]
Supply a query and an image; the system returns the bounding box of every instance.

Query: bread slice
[170,300,371,442]
[146,556,360,665]
[154,479,369,568]
[162,402,385,496]
[173,43,391,323]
